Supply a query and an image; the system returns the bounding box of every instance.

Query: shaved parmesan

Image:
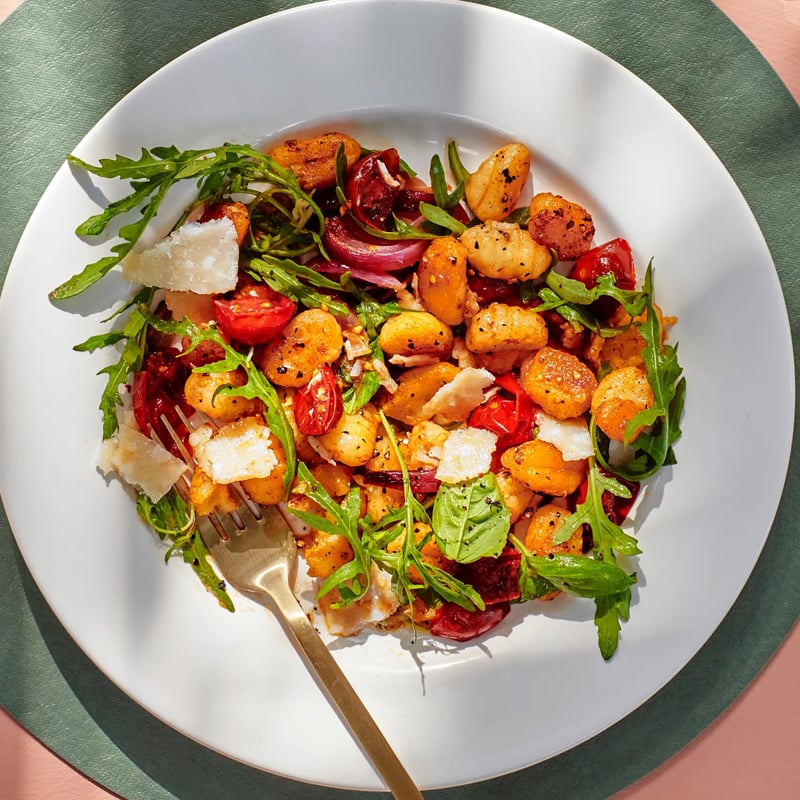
[421,367,495,422]
[535,411,594,461]
[435,427,498,485]
[189,419,278,484]
[122,218,239,294]
[97,407,186,502]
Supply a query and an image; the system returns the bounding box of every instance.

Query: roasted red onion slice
[307,257,407,290]
[322,215,428,272]
[362,469,441,493]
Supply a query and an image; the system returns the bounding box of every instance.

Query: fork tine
[153,411,234,541]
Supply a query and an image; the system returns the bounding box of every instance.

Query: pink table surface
[1,1,798,798]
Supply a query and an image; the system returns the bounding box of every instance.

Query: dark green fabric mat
[1,1,798,798]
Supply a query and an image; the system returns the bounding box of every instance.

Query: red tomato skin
[455,548,522,605]
[213,284,296,346]
[570,237,636,291]
[468,372,535,450]
[347,148,404,229]
[429,602,511,642]
[131,349,191,456]
[292,365,344,437]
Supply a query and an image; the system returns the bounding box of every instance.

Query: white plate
[0,0,793,791]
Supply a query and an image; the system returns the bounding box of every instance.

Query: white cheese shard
[435,427,498,485]
[122,218,239,294]
[318,565,400,636]
[97,407,187,503]
[421,367,495,422]
[535,411,594,461]
[188,418,278,484]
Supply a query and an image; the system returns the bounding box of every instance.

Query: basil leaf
[433,473,510,564]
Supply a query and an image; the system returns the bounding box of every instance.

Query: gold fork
[157,410,424,800]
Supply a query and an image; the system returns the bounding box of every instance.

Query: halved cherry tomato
[569,237,636,291]
[346,148,404,229]
[293,364,344,437]
[455,547,522,605]
[213,283,296,346]
[131,349,191,456]
[428,601,510,642]
[469,372,535,450]
[322,214,428,272]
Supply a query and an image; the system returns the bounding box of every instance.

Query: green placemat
[1,1,798,798]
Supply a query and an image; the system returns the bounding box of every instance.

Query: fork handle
[252,580,425,800]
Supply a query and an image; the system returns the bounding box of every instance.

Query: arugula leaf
[447,141,472,187]
[592,266,685,481]
[515,549,635,599]
[291,463,372,607]
[136,488,235,612]
[418,201,467,236]
[552,460,641,557]
[512,533,636,661]
[432,473,510,564]
[539,458,640,660]
[594,591,632,660]
[365,413,483,614]
[73,287,155,438]
[540,269,648,320]
[429,154,466,215]
[248,255,350,316]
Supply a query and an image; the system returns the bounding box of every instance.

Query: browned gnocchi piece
[309,463,353,498]
[378,310,454,359]
[380,362,461,426]
[591,366,654,442]
[363,483,405,523]
[266,131,362,190]
[528,192,595,261]
[500,439,588,496]
[495,469,536,524]
[184,368,258,423]
[465,143,531,221]
[387,522,452,584]
[188,467,239,517]
[465,303,548,354]
[416,236,473,325]
[240,432,287,506]
[315,403,381,467]
[303,531,355,578]
[256,308,344,388]
[519,346,598,420]
[199,200,250,245]
[460,221,552,283]
[405,421,450,471]
[524,503,584,556]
